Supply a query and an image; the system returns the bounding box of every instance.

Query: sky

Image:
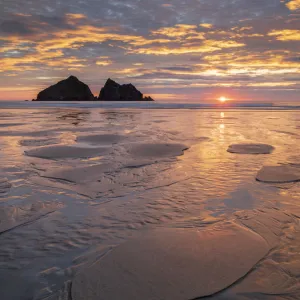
[0,0,299,102]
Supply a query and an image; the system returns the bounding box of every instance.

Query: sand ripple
[0,201,61,234]
[0,178,11,197]
[20,138,60,147]
[0,123,25,127]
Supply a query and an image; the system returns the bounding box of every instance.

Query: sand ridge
[256,165,300,183]
[42,163,116,184]
[25,145,111,159]
[127,143,189,158]
[227,143,275,154]
[20,138,60,147]
[0,178,11,197]
[76,134,125,145]
[71,223,270,300]
[0,123,25,127]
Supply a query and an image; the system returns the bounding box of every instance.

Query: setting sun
[218,96,228,102]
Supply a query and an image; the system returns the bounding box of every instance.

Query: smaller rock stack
[99,78,154,101]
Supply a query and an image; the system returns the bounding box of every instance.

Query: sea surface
[1,104,300,299]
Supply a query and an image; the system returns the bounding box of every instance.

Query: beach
[1,105,300,299]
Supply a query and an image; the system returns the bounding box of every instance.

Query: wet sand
[72,223,270,300]
[227,143,275,154]
[257,165,300,183]
[0,108,300,300]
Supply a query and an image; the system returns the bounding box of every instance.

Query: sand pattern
[0,178,11,197]
[127,143,189,158]
[20,138,60,147]
[40,163,118,198]
[72,223,270,300]
[256,165,300,183]
[42,163,116,184]
[0,123,25,127]
[43,207,299,300]
[76,134,125,145]
[230,207,300,297]
[0,129,58,137]
[28,142,190,198]
[0,202,61,234]
[25,145,110,159]
[227,143,275,154]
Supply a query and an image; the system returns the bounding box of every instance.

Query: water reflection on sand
[0,108,300,299]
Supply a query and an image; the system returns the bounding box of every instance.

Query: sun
[218,96,228,102]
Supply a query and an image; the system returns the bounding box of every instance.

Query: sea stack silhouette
[36,76,94,101]
[35,76,154,101]
[99,78,154,101]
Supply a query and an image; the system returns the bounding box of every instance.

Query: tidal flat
[1,107,300,300]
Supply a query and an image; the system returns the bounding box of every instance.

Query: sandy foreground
[0,108,300,300]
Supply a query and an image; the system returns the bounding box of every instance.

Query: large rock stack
[36,76,94,101]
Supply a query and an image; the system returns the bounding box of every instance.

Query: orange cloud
[0,49,65,72]
[0,17,248,73]
[200,23,213,29]
[286,0,300,10]
[66,13,87,19]
[131,40,245,55]
[268,29,300,40]
[151,24,198,38]
[142,82,297,89]
[96,57,113,66]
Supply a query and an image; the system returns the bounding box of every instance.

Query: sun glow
[218,96,228,102]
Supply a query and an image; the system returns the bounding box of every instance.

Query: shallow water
[0,108,300,299]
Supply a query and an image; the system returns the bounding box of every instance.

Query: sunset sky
[0,0,299,101]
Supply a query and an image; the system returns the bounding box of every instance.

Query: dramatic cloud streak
[0,0,299,101]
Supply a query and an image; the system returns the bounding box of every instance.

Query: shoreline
[0,101,300,110]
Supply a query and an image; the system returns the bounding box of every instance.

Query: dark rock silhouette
[36,76,94,101]
[144,96,154,101]
[99,78,154,101]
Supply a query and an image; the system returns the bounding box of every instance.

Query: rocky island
[35,76,154,101]
[36,76,95,101]
[99,78,154,101]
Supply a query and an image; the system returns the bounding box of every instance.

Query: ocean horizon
[0,100,300,110]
